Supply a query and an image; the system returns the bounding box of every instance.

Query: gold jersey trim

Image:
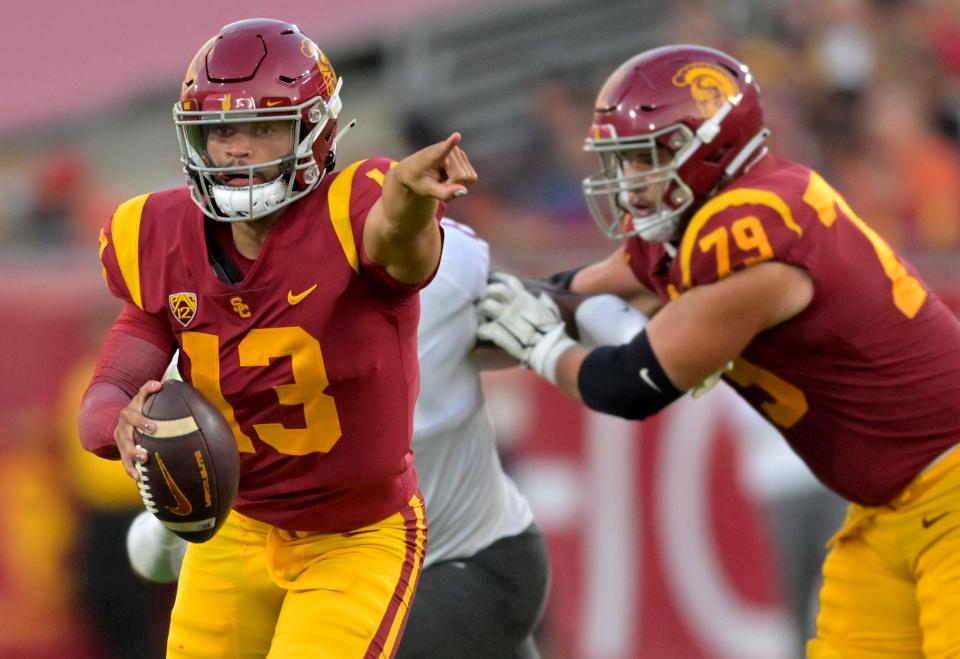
[327,160,366,273]
[110,193,151,310]
[379,494,428,658]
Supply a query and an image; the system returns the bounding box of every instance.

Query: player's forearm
[78,382,129,459]
[380,165,441,241]
[363,168,443,284]
[79,326,173,458]
[553,344,590,401]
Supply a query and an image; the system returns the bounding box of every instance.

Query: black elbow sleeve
[577,330,682,420]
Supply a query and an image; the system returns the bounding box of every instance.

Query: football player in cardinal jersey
[129,217,588,658]
[477,45,960,658]
[78,18,475,659]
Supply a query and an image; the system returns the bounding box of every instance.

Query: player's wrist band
[578,329,682,419]
[528,324,577,385]
[540,265,585,291]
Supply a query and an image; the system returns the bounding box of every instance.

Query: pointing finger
[431,132,462,164]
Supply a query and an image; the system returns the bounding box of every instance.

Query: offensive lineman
[477,45,960,658]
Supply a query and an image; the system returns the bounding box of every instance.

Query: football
[134,380,240,543]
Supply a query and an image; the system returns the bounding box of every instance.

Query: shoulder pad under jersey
[99,193,153,309]
[323,157,399,273]
[678,186,805,289]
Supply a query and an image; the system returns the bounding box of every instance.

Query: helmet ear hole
[670,188,688,205]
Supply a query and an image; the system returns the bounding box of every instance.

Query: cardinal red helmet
[174,19,345,221]
[582,45,768,242]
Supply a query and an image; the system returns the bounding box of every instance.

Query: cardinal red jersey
[625,155,960,505]
[99,158,441,532]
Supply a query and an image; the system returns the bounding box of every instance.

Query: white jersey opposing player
[413,218,534,566]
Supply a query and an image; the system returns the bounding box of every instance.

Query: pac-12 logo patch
[169,292,198,327]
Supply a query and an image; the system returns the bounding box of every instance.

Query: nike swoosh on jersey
[922,512,949,528]
[154,452,193,516]
[288,284,318,305]
[639,368,662,393]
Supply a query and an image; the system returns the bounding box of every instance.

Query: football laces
[135,462,158,513]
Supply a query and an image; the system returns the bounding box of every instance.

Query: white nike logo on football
[639,368,662,392]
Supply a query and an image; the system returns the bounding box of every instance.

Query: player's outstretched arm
[476,274,648,400]
[477,262,812,420]
[642,261,813,390]
[364,132,477,284]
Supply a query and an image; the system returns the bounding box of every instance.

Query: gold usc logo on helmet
[300,37,337,97]
[318,52,336,97]
[672,62,740,119]
[300,37,320,60]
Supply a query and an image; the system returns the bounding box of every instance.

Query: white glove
[574,294,650,347]
[476,272,576,384]
[126,510,187,584]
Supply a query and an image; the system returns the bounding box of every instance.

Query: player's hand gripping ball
[134,380,240,543]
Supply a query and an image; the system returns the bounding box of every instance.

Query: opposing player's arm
[472,344,526,371]
[364,133,477,284]
[554,261,813,399]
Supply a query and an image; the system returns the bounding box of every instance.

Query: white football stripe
[162,517,217,532]
[151,416,200,438]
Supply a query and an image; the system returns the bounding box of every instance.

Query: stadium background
[3,0,960,657]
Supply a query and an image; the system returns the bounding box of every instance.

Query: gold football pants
[808,448,960,658]
[166,495,427,659]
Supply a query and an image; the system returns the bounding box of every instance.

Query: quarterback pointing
[79,18,475,659]
[478,45,960,658]
[129,218,555,658]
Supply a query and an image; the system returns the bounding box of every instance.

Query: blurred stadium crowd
[3,0,960,658]
[8,0,960,264]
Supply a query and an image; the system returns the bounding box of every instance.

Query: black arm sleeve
[577,329,683,420]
